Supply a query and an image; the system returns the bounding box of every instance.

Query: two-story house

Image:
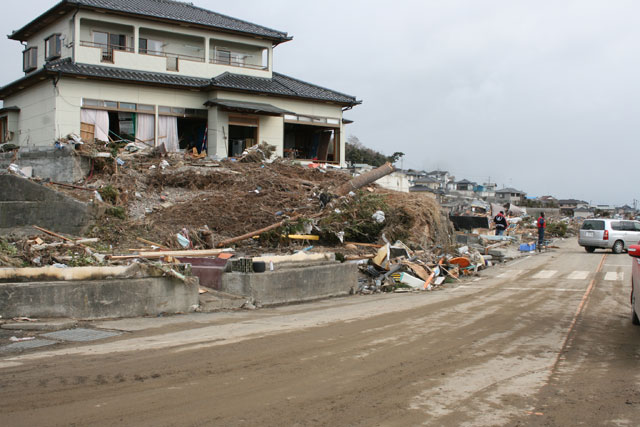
[494,187,526,205]
[0,0,360,165]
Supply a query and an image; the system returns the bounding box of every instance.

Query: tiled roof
[0,59,359,106]
[11,0,291,43]
[211,72,359,105]
[45,58,211,87]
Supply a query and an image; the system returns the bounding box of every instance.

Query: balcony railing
[80,41,133,62]
[209,57,267,70]
[140,48,204,63]
[80,41,205,64]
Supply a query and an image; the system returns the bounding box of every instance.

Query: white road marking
[566,271,589,280]
[533,270,557,279]
[604,272,624,281]
[497,270,523,278]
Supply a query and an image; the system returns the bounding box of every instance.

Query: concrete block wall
[0,277,199,319]
[0,149,90,183]
[0,174,94,235]
[220,262,357,306]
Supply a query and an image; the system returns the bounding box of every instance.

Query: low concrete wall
[0,174,96,235]
[526,208,561,219]
[0,277,199,320]
[0,149,90,183]
[220,262,357,306]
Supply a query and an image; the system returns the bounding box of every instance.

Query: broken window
[45,34,62,61]
[0,117,7,143]
[284,123,339,163]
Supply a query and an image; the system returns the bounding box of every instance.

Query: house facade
[0,0,359,165]
[494,187,526,204]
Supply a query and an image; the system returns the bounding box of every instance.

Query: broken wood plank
[344,242,383,248]
[216,215,300,248]
[111,248,234,260]
[285,234,319,240]
[33,225,75,242]
[136,237,170,250]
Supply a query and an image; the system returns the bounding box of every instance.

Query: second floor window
[22,47,37,72]
[45,34,62,60]
[139,38,163,55]
[93,31,127,62]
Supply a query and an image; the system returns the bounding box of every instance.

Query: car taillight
[604,230,609,240]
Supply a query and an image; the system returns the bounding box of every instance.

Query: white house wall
[4,81,56,149]
[54,78,208,141]
[24,12,75,75]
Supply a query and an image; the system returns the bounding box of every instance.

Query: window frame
[22,47,38,72]
[45,33,62,61]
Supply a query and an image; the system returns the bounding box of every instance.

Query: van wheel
[584,246,595,253]
[612,240,624,254]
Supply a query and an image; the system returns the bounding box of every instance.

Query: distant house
[474,182,496,199]
[411,176,440,191]
[495,188,526,204]
[558,199,588,210]
[375,171,410,193]
[574,207,592,219]
[425,170,451,190]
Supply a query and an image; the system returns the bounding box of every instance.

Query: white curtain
[135,113,155,144]
[80,109,109,142]
[157,115,179,152]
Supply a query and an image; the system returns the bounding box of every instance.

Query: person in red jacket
[537,212,546,251]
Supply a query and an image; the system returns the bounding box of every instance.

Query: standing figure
[537,212,546,251]
[493,211,508,236]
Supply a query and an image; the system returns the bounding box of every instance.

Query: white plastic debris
[94,190,103,202]
[8,164,27,178]
[160,160,170,169]
[10,336,35,342]
[372,210,386,224]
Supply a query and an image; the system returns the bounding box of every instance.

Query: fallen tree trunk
[216,215,301,248]
[111,248,234,260]
[335,162,395,196]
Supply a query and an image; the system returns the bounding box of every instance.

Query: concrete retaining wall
[220,262,357,306]
[0,277,199,319]
[0,149,90,183]
[0,174,96,235]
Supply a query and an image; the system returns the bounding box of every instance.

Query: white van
[578,219,640,254]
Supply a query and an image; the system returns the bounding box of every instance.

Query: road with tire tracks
[0,238,638,426]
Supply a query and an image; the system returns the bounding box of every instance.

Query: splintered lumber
[33,226,75,242]
[136,237,170,250]
[216,215,300,248]
[335,162,395,196]
[344,242,383,248]
[111,248,234,260]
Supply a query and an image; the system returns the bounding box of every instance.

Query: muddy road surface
[1,238,639,426]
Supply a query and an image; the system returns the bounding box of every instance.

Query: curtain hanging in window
[80,108,109,142]
[158,115,179,152]
[135,113,155,144]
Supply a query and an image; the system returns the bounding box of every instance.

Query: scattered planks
[111,248,234,260]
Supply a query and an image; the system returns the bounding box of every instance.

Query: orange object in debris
[217,253,234,260]
[449,257,471,268]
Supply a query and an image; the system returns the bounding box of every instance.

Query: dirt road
[1,238,638,426]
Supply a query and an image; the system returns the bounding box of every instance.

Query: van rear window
[581,220,605,230]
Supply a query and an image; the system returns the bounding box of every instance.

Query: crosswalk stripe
[567,271,589,280]
[533,270,557,279]
[498,270,523,278]
[604,272,624,281]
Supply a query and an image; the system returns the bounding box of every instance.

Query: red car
[630,244,640,324]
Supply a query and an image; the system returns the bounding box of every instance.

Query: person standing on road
[493,211,508,236]
[537,212,546,249]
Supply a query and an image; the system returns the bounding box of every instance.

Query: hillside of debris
[13,142,453,261]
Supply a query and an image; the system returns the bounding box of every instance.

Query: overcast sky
[1,1,638,206]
